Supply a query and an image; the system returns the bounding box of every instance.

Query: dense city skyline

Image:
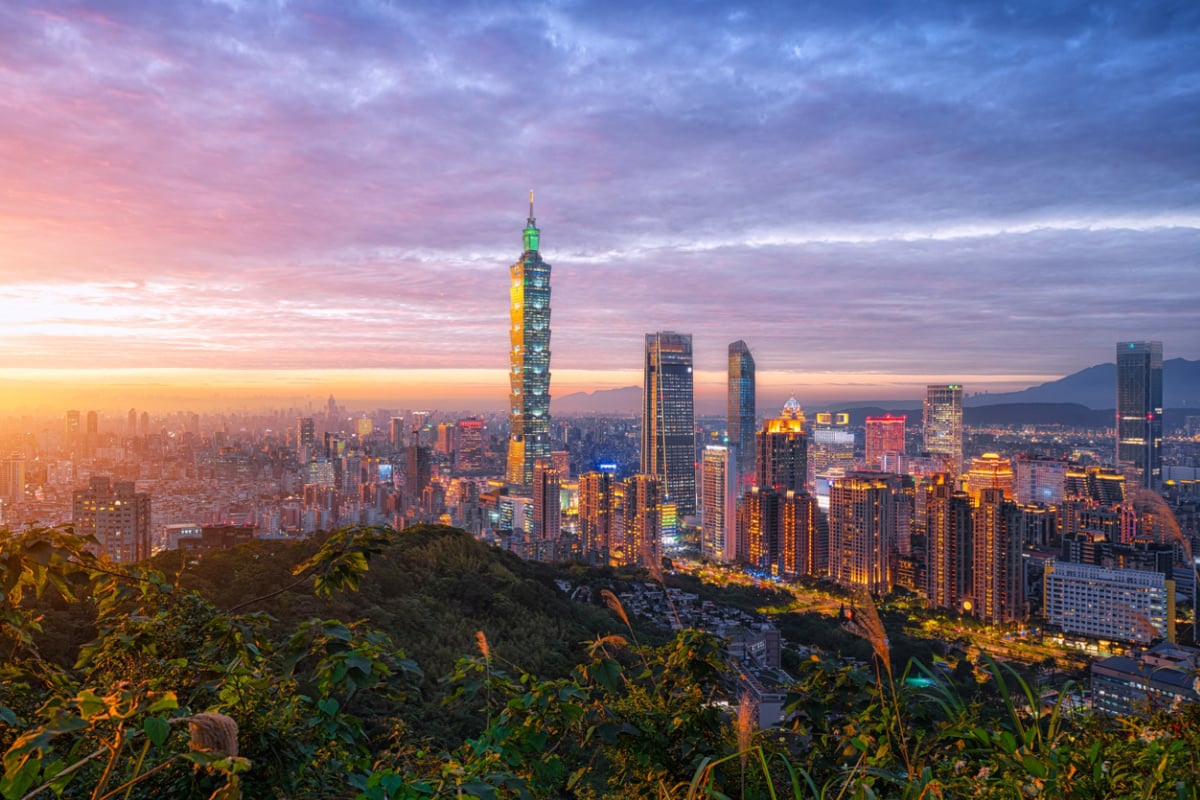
[1,1,1198,413]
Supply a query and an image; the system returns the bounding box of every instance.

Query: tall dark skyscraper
[642,331,696,517]
[727,340,756,487]
[506,194,552,489]
[1116,340,1163,490]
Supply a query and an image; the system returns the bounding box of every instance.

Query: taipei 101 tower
[506,193,552,489]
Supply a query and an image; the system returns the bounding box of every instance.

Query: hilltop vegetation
[2,524,1198,799]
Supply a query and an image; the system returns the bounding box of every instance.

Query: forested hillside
[2,524,1197,799]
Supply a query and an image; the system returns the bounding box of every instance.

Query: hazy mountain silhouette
[967,358,1200,409]
[553,359,1200,415]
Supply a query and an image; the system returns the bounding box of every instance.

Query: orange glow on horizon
[0,367,1059,416]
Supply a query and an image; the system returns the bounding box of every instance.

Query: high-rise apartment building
[297,417,315,460]
[72,477,151,563]
[0,455,24,504]
[642,332,696,517]
[454,418,486,476]
[829,473,900,594]
[727,340,756,488]
[780,490,823,578]
[925,478,972,612]
[864,415,906,470]
[972,487,1024,624]
[701,445,737,562]
[623,474,662,569]
[406,443,432,513]
[757,397,808,493]
[578,471,617,563]
[1116,341,1163,489]
[506,195,552,489]
[741,486,781,573]
[532,461,562,541]
[923,385,963,475]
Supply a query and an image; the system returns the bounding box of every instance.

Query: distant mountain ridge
[967,358,1200,409]
[556,385,641,414]
[553,359,1200,415]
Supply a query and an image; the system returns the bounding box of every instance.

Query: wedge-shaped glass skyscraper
[506,195,552,488]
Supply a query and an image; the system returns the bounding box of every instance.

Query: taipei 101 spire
[506,192,552,489]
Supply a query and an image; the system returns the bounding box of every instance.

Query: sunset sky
[1,1,1197,414]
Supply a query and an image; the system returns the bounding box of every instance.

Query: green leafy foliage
[3,523,1199,800]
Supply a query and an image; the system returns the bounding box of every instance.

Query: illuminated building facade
[864,415,906,470]
[578,471,616,563]
[923,384,963,475]
[642,332,696,517]
[701,445,737,562]
[829,472,900,594]
[757,397,808,493]
[72,476,151,563]
[811,412,854,478]
[972,487,1025,624]
[780,490,823,578]
[924,478,972,611]
[532,461,562,540]
[1092,643,1200,716]
[623,474,662,568]
[454,418,486,475]
[1116,341,1163,489]
[964,453,1014,505]
[506,195,552,489]
[1065,466,1126,505]
[1043,559,1173,645]
[741,486,781,573]
[727,340,756,488]
[738,486,824,578]
[1014,455,1069,506]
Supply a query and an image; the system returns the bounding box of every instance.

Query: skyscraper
[1116,341,1163,489]
[454,418,486,476]
[924,478,972,612]
[642,332,696,517]
[829,472,902,594]
[297,417,315,460]
[972,487,1024,624]
[532,460,562,541]
[701,445,737,562]
[923,385,964,475]
[727,340,756,488]
[506,193,552,489]
[623,474,663,569]
[756,397,808,493]
[578,471,616,564]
